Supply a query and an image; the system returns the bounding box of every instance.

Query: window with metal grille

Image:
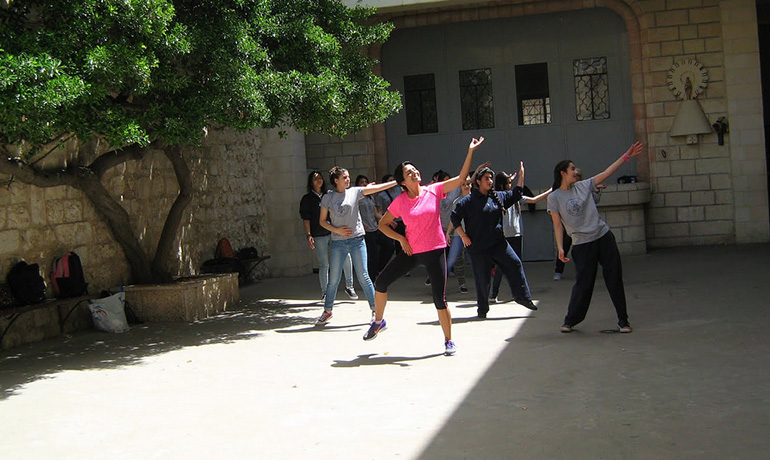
[459,68,495,130]
[404,74,438,135]
[574,57,610,121]
[515,63,551,126]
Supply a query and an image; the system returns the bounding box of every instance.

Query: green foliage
[0,0,401,157]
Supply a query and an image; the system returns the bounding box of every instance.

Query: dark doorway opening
[757,1,770,220]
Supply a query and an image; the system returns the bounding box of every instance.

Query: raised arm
[594,141,643,186]
[522,188,553,204]
[363,180,398,196]
[442,137,485,193]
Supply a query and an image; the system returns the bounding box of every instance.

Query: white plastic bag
[88,291,129,333]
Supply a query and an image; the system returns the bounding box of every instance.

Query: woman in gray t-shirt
[316,167,397,326]
[546,141,643,334]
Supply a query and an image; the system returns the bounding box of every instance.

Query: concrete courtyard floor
[1,243,769,459]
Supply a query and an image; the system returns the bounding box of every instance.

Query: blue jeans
[313,235,353,296]
[445,234,466,286]
[324,236,375,311]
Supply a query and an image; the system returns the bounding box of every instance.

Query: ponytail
[489,189,507,215]
[552,160,573,190]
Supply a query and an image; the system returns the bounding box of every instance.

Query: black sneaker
[363,319,387,341]
[425,277,431,286]
[514,298,538,311]
[459,285,469,293]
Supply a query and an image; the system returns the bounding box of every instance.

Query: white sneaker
[553,272,562,281]
[488,297,498,304]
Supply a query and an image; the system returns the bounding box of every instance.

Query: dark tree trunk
[1,141,192,285]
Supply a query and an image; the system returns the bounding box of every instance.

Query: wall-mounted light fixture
[667,60,712,145]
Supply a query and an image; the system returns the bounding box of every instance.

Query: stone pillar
[261,127,313,277]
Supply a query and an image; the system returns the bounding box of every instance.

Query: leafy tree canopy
[0,0,402,157]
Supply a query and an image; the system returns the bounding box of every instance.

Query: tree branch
[89,141,158,177]
[0,149,78,188]
[151,144,193,282]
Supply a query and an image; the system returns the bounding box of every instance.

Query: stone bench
[0,295,92,350]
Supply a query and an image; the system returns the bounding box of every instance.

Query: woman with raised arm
[365,137,485,356]
[489,163,552,303]
[299,171,358,302]
[316,168,397,325]
[450,162,539,319]
[546,141,643,333]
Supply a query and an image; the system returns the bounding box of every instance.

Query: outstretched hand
[473,161,491,179]
[625,141,643,159]
[469,137,485,150]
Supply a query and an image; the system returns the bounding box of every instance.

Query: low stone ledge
[124,273,239,322]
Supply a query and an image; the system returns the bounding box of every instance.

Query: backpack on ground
[7,261,46,305]
[215,238,236,259]
[51,251,88,298]
[236,246,259,261]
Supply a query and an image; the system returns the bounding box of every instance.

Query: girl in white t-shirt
[546,142,643,334]
[317,167,396,326]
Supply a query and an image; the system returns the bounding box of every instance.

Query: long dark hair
[355,175,368,186]
[552,160,573,190]
[394,161,416,190]
[475,167,506,214]
[306,170,325,193]
[494,171,510,191]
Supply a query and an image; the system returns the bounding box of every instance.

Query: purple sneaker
[363,318,387,341]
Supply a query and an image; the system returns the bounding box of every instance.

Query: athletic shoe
[553,272,562,281]
[444,340,457,356]
[560,324,573,333]
[363,319,387,341]
[459,285,469,293]
[320,293,326,303]
[345,287,358,300]
[515,298,538,311]
[618,322,633,333]
[370,310,377,324]
[316,310,333,325]
[488,296,498,304]
[425,277,431,286]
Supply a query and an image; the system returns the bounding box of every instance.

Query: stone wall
[329,0,770,252]
[0,128,269,296]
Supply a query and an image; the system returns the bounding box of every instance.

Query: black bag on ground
[236,247,260,260]
[201,257,244,274]
[7,261,46,305]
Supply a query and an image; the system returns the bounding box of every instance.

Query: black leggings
[374,248,448,310]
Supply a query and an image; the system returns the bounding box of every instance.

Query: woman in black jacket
[450,165,537,318]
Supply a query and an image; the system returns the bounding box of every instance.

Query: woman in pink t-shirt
[362,137,485,356]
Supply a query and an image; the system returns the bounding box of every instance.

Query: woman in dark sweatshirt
[450,165,537,318]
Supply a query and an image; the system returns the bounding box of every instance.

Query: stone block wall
[639,0,768,246]
[0,128,269,296]
[305,128,379,185]
[364,0,769,250]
